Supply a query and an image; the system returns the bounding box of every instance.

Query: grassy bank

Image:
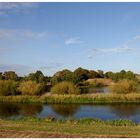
[0,118,140,137]
[0,93,140,104]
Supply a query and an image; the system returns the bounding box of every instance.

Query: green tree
[0,72,3,80]
[97,70,104,78]
[51,69,79,85]
[25,70,45,83]
[126,71,136,80]
[88,70,100,78]
[104,71,114,79]
[3,71,18,81]
[74,67,89,81]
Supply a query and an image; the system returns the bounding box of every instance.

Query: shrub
[109,79,138,94]
[77,118,103,124]
[18,81,46,95]
[0,80,19,96]
[51,81,80,95]
[106,119,134,126]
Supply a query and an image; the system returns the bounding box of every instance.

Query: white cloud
[0,29,48,39]
[88,46,135,59]
[65,37,83,45]
[91,46,134,54]
[0,3,32,10]
[0,2,38,15]
[88,33,140,59]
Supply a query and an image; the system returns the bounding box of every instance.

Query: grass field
[0,118,140,138]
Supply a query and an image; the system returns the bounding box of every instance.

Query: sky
[0,2,140,76]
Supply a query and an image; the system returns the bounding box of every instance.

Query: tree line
[0,67,138,96]
[0,67,138,84]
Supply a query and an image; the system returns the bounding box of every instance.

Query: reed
[109,79,138,94]
[0,93,140,104]
[51,81,80,95]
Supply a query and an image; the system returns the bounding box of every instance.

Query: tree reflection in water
[0,103,43,118]
[0,103,20,118]
[51,104,80,117]
[109,104,140,118]
[19,104,43,117]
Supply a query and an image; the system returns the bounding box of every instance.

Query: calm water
[81,86,109,94]
[1,103,140,123]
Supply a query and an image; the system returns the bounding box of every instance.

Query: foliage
[84,79,107,88]
[74,67,90,81]
[1,93,140,104]
[0,72,2,80]
[109,79,138,94]
[97,70,104,78]
[51,81,80,95]
[51,68,103,85]
[25,71,46,83]
[51,69,72,84]
[18,81,46,95]
[77,118,103,124]
[51,69,80,85]
[105,70,137,81]
[106,119,134,126]
[2,71,18,81]
[88,70,101,79]
[0,80,19,96]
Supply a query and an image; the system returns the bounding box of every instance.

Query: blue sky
[0,2,140,76]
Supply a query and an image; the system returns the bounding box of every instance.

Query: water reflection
[0,103,43,118]
[19,104,43,117]
[51,104,79,117]
[81,87,109,94]
[1,103,140,123]
[0,103,20,118]
[109,104,140,118]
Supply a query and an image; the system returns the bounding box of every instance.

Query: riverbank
[1,93,140,104]
[0,118,140,138]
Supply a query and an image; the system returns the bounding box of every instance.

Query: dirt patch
[0,130,80,138]
[0,130,139,138]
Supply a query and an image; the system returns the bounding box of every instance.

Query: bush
[18,81,46,95]
[106,119,134,126]
[84,80,105,88]
[109,79,138,94]
[0,80,19,96]
[51,81,80,95]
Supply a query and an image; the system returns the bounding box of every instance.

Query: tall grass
[51,81,80,95]
[109,79,138,94]
[18,81,46,95]
[0,93,140,104]
[0,80,19,96]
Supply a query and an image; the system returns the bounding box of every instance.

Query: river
[1,103,140,123]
